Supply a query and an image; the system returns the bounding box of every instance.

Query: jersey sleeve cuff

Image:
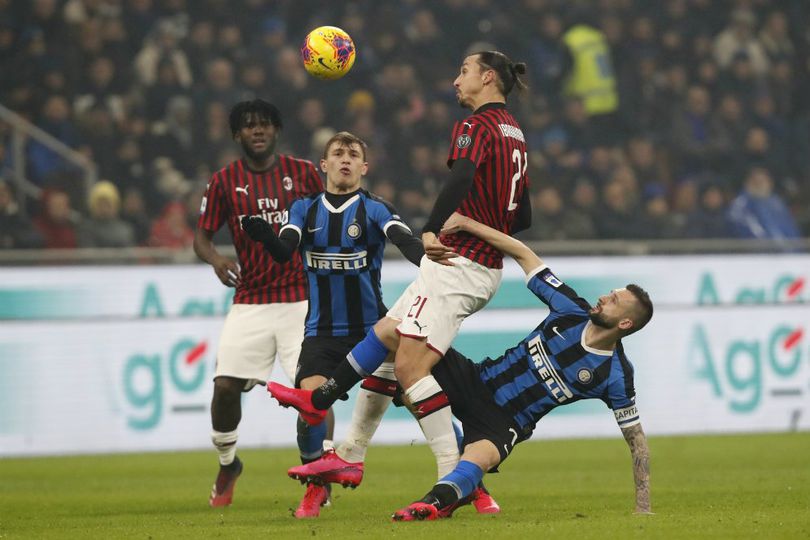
[383,220,412,236]
[280,224,301,238]
[525,264,548,284]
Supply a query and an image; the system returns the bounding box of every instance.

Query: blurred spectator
[32,188,79,248]
[78,180,135,247]
[597,180,643,239]
[527,12,567,100]
[134,19,192,87]
[670,85,721,176]
[737,127,785,183]
[120,186,151,245]
[671,179,699,229]
[193,57,244,112]
[74,56,126,122]
[720,51,767,107]
[626,136,664,188]
[560,8,621,143]
[144,57,189,121]
[27,95,85,185]
[758,10,793,62]
[528,185,594,240]
[147,96,195,176]
[185,19,217,81]
[713,8,769,76]
[148,200,193,248]
[0,0,807,251]
[711,94,749,161]
[638,184,683,239]
[728,168,800,244]
[0,178,43,248]
[686,183,732,238]
[566,177,598,239]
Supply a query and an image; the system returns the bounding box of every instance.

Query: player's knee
[213,376,243,402]
[394,356,423,388]
[374,317,400,350]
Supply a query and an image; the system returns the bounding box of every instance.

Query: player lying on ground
[292,212,654,520]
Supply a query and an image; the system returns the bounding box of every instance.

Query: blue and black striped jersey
[478,265,640,436]
[280,189,410,337]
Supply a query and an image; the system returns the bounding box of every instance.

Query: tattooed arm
[621,423,652,514]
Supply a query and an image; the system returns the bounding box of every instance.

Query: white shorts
[388,255,502,354]
[215,301,307,385]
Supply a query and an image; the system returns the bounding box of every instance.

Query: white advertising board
[2,301,808,456]
[0,254,808,321]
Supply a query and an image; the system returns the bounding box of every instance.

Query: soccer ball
[301,26,356,80]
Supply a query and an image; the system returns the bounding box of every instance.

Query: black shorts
[295,335,363,388]
[432,348,525,465]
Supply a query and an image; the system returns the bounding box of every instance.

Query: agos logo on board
[122,338,211,430]
[696,272,807,305]
[688,321,808,421]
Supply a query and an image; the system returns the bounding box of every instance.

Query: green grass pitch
[2,432,808,539]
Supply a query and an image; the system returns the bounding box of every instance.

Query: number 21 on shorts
[406,295,428,319]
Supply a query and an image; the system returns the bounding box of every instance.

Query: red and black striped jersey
[444,102,529,269]
[197,155,323,304]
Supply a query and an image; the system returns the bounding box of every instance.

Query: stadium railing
[0,102,98,217]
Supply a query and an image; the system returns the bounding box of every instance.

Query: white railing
[0,102,98,215]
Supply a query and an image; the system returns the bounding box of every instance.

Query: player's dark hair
[624,284,653,335]
[473,51,528,97]
[322,131,368,161]
[229,99,283,136]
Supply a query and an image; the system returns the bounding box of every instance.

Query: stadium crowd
[1,0,809,250]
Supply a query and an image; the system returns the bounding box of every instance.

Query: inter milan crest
[347,222,362,239]
[456,134,472,149]
[282,176,293,191]
[577,368,593,384]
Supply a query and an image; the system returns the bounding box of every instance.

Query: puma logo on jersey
[413,320,428,333]
[463,121,474,129]
[235,186,249,195]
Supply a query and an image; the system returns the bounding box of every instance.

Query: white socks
[211,429,238,466]
[337,363,396,463]
[405,375,459,479]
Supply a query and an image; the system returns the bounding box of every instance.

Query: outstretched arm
[620,423,652,514]
[441,212,543,273]
[387,225,425,266]
[241,216,299,263]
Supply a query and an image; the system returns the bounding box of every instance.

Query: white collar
[581,321,615,356]
[321,193,360,213]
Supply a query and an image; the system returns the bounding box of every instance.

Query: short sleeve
[604,354,640,428]
[369,197,412,237]
[197,172,226,231]
[446,119,492,169]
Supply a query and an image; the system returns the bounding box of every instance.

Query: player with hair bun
[268,50,531,515]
